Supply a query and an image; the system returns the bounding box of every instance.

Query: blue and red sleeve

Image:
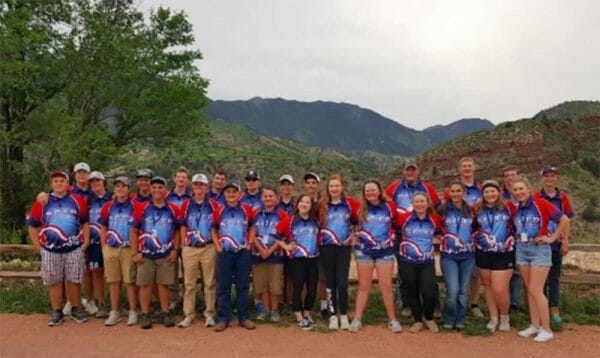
[99,200,112,227]
[129,202,147,229]
[425,182,441,208]
[26,201,43,227]
[212,205,223,229]
[561,193,575,218]
[385,180,399,200]
[72,194,89,223]
[347,196,361,224]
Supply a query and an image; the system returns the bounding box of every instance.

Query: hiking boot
[214,321,227,332]
[140,313,152,329]
[48,310,64,326]
[159,312,174,327]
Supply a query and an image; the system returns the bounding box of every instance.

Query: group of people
[26,156,573,342]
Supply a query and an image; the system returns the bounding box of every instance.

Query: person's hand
[132,252,144,264]
[36,192,49,205]
[561,242,569,256]
[215,245,223,254]
[33,242,41,255]
[533,235,549,244]
[167,250,178,263]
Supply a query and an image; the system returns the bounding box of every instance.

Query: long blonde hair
[318,174,346,225]
[359,179,387,223]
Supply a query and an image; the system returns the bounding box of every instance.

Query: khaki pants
[182,245,216,319]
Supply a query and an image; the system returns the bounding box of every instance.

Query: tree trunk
[1,101,26,232]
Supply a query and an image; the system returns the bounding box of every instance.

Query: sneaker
[298,318,313,331]
[127,310,138,326]
[306,315,315,326]
[140,313,152,329]
[340,315,350,330]
[178,315,193,328]
[388,319,402,333]
[159,312,174,327]
[205,316,216,327]
[270,311,281,323]
[84,300,98,316]
[95,304,109,319]
[443,323,454,330]
[455,323,465,330]
[518,325,540,338]
[551,314,563,324]
[409,322,423,333]
[256,312,269,321]
[486,317,498,332]
[424,320,439,333]
[70,306,88,323]
[533,329,554,343]
[241,320,256,330]
[214,321,227,332]
[320,309,330,321]
[255,302,266,314]
[348,318,362,333]
[48,310,64,326]
[433,307,442,319]
[329,315,339,330]
[471,306,484,318]
[400,307,412,317]
[104,310,121,326]
[498,315,510,331]
[62,301,72,316]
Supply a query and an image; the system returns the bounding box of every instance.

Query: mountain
[203,97,493,155]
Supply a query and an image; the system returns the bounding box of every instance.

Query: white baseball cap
[191,173,209,184]
[279,174,295,184]
[88,171,105,181]
[74,162,91,172]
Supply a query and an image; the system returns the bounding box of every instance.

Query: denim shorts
[355,249,395,265]
[516,242,551,267]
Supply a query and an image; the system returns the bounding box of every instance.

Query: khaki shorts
[136,255,175,286]
[102,246,136,284]
[252,263,284,295]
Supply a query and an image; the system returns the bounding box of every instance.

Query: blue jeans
[509,269,523,308]
[545,249,562,308]
[441,255,475,325]
[217,249,251,325]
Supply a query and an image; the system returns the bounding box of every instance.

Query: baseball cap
[303,172,321,183]
[403,158,418,169]
[114,176,130,186]
[481,179,501,191]
[245,170,261,181]
[50,170,69,181]
[88,171,105,181]
[540,165,559,176]
[136,168,153,179]
[192,173,209,184]
[279,174,295,184]
[223,182,241,192]
[74,162,90,172]
[150,176,168,186]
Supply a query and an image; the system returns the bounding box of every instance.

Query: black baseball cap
[303,172,320,183]
[540,165,559,176]
[223,182,241,192]
[245,170,261,181]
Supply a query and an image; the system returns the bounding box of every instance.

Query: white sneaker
[340,315,350,330]
[178,316,193,328]
[388,319,402,333]
[518,325,540,338]
[205,316,216,327]
[486,317,498,332]
[533,329,554,343]
[329,315,339,330]
[349,318,362,333]
[127,310,138,326]
[62,301,72,316]
[84,300,98,315]
[498,315,510,331]
[104,311,121,326]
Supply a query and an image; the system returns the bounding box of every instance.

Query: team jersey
[443,180,482,207]
[212,203,255,252]
[274,214,320,258]
[179,197,219,247]
[513,196,563,244]
[130,192,151,205]
[319,196,360,246]
[355,201,398,256]
[88,191,111,245]
[275,197,295,215]
[439,202,475,258]
[99,198,135,248]
[397,211,442,264]
[166,188,192,208]
[534,188,574,250]
[240,190,263,212]
[253,208,286,263]
[386,178,440,214]
[473,203,516,253]
[26,193,89,253]
[71,185,93,202]
[130,201,179,259]
[209,189,226,205]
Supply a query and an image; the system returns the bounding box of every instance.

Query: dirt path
[1,314,599,357]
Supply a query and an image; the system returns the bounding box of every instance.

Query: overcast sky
[143,0,599,129]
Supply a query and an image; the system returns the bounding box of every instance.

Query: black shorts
[476,250,515,271]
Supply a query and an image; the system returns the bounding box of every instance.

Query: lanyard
[484,207,496,231]
[452,208,463,233]
[259,211,274,234]
[151,206,162,228]
[518,208,528,233]
[193,201,206,230]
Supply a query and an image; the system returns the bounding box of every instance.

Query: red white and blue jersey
[274,215,320,259]
[209,190,226,205]
[474,203,516,253]
[240,190,263,212]
[130,192,151,205]
[534,188,574,250]
[397,212,441,264]
[386,179,441,214]
[71,185,93,202]
[130,201,179,259]
[212,203,255,253]
[319,196,360,246]
[513,197,563,243]
[180,197,219,247]
[253,209,286,263]
[99,198,135,248]
[166,188,192,208]
[440,202,475,258]
[275,197,295,215]
[443,181,482,207]
[89,191,111,245]
[356,201,398,256]
[26,193,89,253]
